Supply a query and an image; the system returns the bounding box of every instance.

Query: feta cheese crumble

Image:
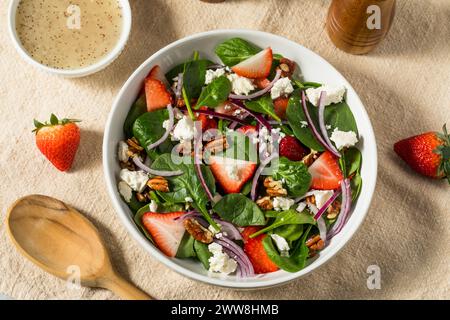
[305,85,346,106]
[227,73,255,96]
[205,68,226,85]
[296,202,307,213]
[149,200,158,212]
[273,197,295,211]
[184,197,193,203]
[208,243,237,275]
[118,181,132,203]
[162,119,170,130]
[172,116,196,141]
[271,234,290,256]
[271,77,294,99]
[311,190,334,209]
[117,141,129,162]
[300,121,308,128]
[119,169,149,193]
[330,128,358,150]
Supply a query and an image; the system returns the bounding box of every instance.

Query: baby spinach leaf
[176,233,196,258]
[132,110,173,158]
[124,94,146,138]
[262,225,312,272]
[183,59,210,100]
[165,59,213,86]
[272,157,311,197]
[126,193,145,213]
[273,224,304,243]
[194,240,212,270]
[213,193,265,227]
[241,180,253,196]
[215,38,261,66]
[344,147,362,177]
[250,209,315,238]
[245,95,281,122]
[325,100,359,135]
[195,76,232,109]
[151,154,216,209]
[351,172,362,202]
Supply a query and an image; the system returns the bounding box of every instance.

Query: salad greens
[245,95,281,122]
[213,193,265,227]
[196,76,232,109]
[272,157,311,197]
[215,38,261,66]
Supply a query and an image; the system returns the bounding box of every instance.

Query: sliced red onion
[175,73,183,100]
[213,219,242,240]
[215,238,255,276]
[301,91,339,156]
[230,99,272,130]
[193,133,215,202]
[221,246,248,277]
[251,152,278,201]
[147,104,174,150]
[174,211,202,221]
[327,179,352,240]
[184,108,249,126]
[132,156,183,177]
[317,216,327,246]
[268,120,288,125]
[318,92,341,158]
[313,188,342,220]
[229,69,282,100]
[143,155,152,167]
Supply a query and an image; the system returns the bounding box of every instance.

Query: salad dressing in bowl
[13,0,126,72]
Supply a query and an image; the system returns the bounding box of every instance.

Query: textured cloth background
[0,0,449,300]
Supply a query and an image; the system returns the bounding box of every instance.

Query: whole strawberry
[33,114,81,172]
[394,124,449,183]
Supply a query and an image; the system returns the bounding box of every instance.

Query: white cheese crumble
[296,202,307,213]
[172,116,196,142]
[271,234,290,256]
[311,190,335,209]
[208,243,237,275]
[162,119,170,130]
[205,68,226,85]
[271,77,294,99]
[149,200,158,212]
[330,128,358,150]
[305,85,346,107]
[273,197,295,211]
[300,121,308,128]
[119,169,149,193]
[117,141,129,162]
[173,107,184,120]
[184,196,193,203]
[227,73,255,96]
[118,181,132,203]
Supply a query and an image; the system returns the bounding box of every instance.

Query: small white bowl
[103,29,378,289]
[7,0,132,78]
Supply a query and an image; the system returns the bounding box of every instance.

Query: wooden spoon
[6,194,151,300]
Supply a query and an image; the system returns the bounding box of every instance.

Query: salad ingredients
[33,114,80,172]
[305,85,346,107]
[117,141,129,162]
[208,242,238,275]
[270,234,290,256]
[308,151,343,190]
[205,68,226,85]
[119,169,149,193]
[273,97,289,120]
[118,181,133,203]
[270,77,294,100]
[231,47,273,79]
[272,197,295,211]
[279,136,307,161]
[213,193,265,227]
[209,156,257,194]
[272,157,312,197]
[226,74,255,96]
[394,124,450,183]
[145,77,173,111]
[330,128,359,150]
[242,227,279,274]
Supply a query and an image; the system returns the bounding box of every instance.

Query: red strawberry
[145,78,173,112]
[196,106,217,132]
[242,227,279,274]
[394,125,450,182]
[231,48,273,79]
[141,211,186,257]
[237,124,257,135]
[209,156,256,193]
[34,114,80,172]
[215,101,240,116]
[273,97,289,120]
[308,151,343,190]
[147,65,167,83]
[279,136,307,161]
[254,77,271,89]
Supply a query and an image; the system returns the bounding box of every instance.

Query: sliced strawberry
[242,226,279,274]
[141,211,186,257]
[279,136,307,161]
[237,124,257,136]
[147,65,167,84]
[209,156,256,194]
[196,106,217,132]
[231,48,273,79]
[145,78,173,112]
[308,151,343,190]
[273,97,289,120]
[254,77,271,89]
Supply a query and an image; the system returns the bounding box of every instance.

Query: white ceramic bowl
[7,0,132,78]
[103,29,378,289]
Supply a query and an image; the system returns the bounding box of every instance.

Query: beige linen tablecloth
[1,0,449,300]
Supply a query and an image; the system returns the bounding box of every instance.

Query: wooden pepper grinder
[326,0,396,54]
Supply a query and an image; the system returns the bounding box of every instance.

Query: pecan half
[204,136,229,154]
[127,137,144,153]
[279,58,296,78]
[256,196,273,210]
[184,218,213,244]
[147,176,169,192]
[306,235,325,255]
[301,150,319,167]
[135,192,147,202]
[326,200,341,220]
[264,177,287,196]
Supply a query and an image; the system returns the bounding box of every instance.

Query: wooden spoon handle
[101,274,152,300]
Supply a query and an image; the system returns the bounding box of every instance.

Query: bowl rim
[7,0,132,78]
[103,29,378,289]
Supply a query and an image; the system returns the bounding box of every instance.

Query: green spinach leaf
[344,147,362,177]
[195,76,232,109]
[245,95,281,122]
[213,193,265,226]
[273,224,304,243]
[176,233,196,258]
[351,172,362,202]
[250,209,315,238]
[124,94,146,138]
[272,157,311,197]
[215,38,261,66]
[194,240,212,269]
[165,59,213,86]
[183,60,210,100]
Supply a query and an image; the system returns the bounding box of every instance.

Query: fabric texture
[0,0,449,300]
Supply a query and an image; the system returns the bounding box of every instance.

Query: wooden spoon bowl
[6,195,151,300]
